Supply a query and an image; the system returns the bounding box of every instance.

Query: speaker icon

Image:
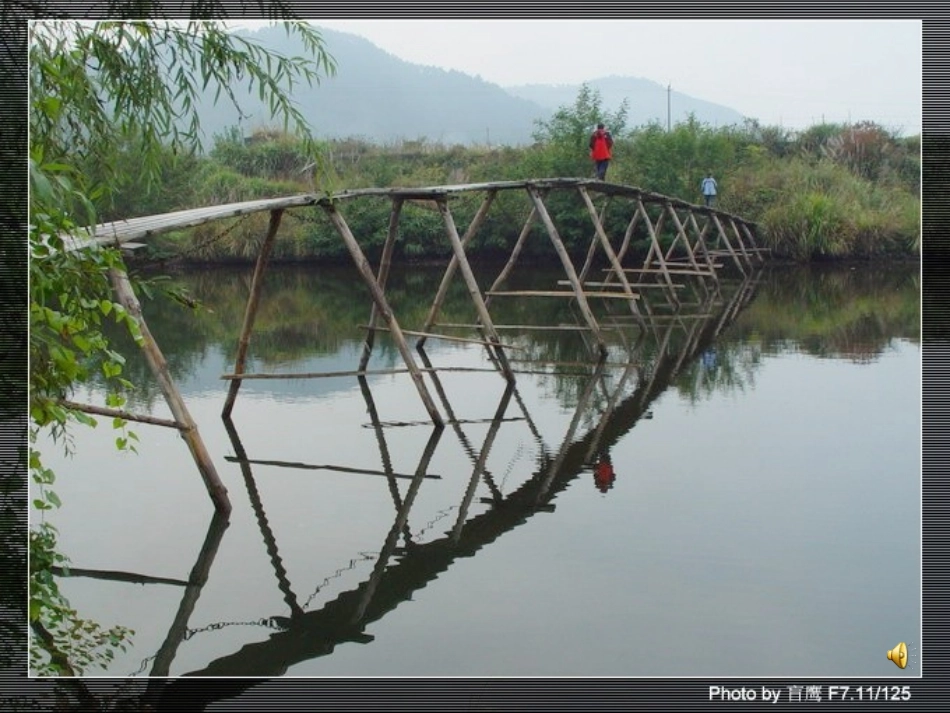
[887,642,908,669]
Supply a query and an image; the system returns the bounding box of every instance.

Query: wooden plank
[557,280,686,289]
[64,194,316,251]
[360,325,524,350]
[486,290,639,299]
[507,358,639,368]
[435,322,604,332]
[223,209,285,418]
[220,366,498,380]
[58,399,184,430]
[50,567,188,587]
[608,267,717,277]
[224,455,442,480]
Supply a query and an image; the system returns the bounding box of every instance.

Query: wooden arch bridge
[65,177,768,515]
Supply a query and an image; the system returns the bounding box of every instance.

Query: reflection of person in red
[593,452,616,493]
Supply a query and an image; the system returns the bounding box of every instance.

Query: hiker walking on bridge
[589,123,613,181]
[701,172,718,207]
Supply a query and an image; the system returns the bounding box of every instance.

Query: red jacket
[589,129,613,160]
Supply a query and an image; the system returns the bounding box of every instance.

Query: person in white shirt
[701,173,718,207]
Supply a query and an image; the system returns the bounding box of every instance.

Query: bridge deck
[64,178,756,251]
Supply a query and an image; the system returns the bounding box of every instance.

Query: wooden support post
[527,186,608,357]
[417,190,497,344]
[578,186,643,323]
[109,268,231,515]
[352,424,442,623]
[710,212,746,274]
[727,216,754,268]
[321,201,444,427]
[360,197,404,370]
[58,399,185,430]
[615,203,643,265]
[740,221,767,263]
[148,510,229,676]
[665,203,713,284]
[222,209,284,418]
[537,358,607,501]
[484,206,537,308]
[687,211,720,275]
[452,382,515,542]
[435,198,516,382]
[636,198,679,304]
[576,197,609,285]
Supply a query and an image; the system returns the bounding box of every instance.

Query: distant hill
[505,75,747,130]
[190,25,749,150]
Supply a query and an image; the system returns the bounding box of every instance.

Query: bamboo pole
[435,198,516,381]
[109,268,231,514]
[360,197,404,370]
[486,289,640,299]
[222,209,284,419]
[740,222,767,263]
[635,198,678,300]
[219,416,306,639]
[710,212,745,274]
[537,358,607,501]
[728,216,754,267]
[148,510,230,677]
[358,375,415,542]
[415,348,505,503]
[484,206,537,308]
[417,190,496,344]
[576,197,610,285]
[452,382,515,542]
[687,211,726,276]
[578,186,643,323]
[615,203,643,265]
[321,201,444,427]
[684,211,709,265]
[361,325,522,350]
[665,203,713,285]
[600,201,644,293]
[223,455,442,480]
[58,399,184,430]
[220,365,499,380]
[351,424,442,623]
[526,186,607,357]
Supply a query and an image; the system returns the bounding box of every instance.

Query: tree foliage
[528,82,628,178]
[28,18,336,675]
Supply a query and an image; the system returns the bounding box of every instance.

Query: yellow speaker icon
[887,642,907,669]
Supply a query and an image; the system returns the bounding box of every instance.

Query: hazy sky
[244,19,921,134]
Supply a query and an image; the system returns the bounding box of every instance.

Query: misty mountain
[192,25,748,150]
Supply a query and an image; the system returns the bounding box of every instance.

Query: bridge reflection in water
[54,268,760,688]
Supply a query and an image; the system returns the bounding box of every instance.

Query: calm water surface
[35,262,920,678]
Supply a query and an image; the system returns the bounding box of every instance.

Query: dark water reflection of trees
[97,261,919,413]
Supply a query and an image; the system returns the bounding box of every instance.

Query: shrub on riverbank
[118,102,920,266]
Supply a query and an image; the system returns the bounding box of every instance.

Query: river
[32,260,920,678]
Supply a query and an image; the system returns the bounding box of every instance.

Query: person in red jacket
[589,123,614,180]
[593,451,616,493]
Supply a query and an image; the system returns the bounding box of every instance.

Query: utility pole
[667,83,671,131]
